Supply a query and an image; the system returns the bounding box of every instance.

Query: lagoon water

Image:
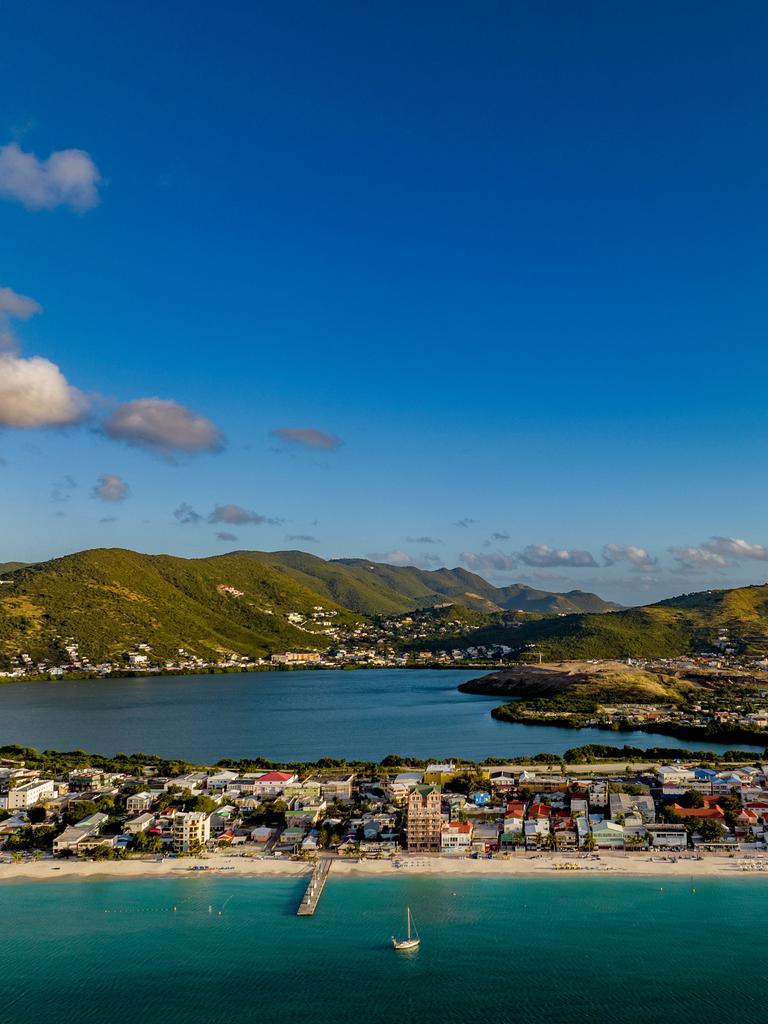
[0,669,760,762]
[2,875,767,1023]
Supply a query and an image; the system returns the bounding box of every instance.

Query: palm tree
[582,832,597,853]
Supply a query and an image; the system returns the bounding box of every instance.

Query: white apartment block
[7,779,55,810]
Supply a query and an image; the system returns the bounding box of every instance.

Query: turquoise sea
[3,875,767,1023]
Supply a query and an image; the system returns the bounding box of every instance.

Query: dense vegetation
[1,743,764,776]
[0,548,360,666]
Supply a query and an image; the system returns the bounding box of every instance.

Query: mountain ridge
[0,546,618,668]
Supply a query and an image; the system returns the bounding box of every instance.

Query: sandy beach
[2,851,768,884]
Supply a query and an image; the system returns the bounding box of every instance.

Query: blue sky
[1,1,767,604]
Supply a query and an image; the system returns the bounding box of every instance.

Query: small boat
[392,906,420,950]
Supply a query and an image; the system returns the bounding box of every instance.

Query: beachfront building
[172,811,211,853]
[524,818,550,850]
[441,820,473,853]
[645,823,688,850]
[591,820,625,849]
[406,785,442,852]
[52,812,109,856]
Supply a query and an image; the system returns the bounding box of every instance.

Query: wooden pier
[297,858,333,916]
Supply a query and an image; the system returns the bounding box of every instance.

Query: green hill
[442,584,768,661]
[0,546,627,671]
[0,548,358,667]
[329,558,620,614]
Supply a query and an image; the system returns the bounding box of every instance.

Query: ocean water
[0,669,758,761]
[2,875,767,1023]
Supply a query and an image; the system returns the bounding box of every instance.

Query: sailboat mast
[407,907,411,940]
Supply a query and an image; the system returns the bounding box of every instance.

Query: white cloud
[602,543,658,572]
[0,142,102,212]
[702,537,768,561]
[93,473,129,503]
[461,551,519,572]
[104,398,224,455]
[0,353,88,428]
[670,546,729,571]
[518,544,598,568]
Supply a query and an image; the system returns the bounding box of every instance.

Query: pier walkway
[297,858,333,916]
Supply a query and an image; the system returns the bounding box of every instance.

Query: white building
[126,791,153,814]
[7,779,54,810]
[441,820,473,853]
[125,812,155,834]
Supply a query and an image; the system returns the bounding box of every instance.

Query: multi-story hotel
[406,784,442,852]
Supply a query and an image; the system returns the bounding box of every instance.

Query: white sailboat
[392,906,420,950]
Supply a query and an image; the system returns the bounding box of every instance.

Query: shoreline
[0,664,491,685]
[3,851,768,884]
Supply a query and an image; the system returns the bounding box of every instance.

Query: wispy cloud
[0,286,42,351]
[286,534,319,544]
[270,427,342,450]
[0,142,102,212]
[92,473,129,503]
[462,551,519,572]
[174,502,202,525]
[405,536,441,544]
[216,531,237,542]
[208,504,282,526]
[602,543,657,572]
[50,475,77,503]
[490,531,510,542]
[455,518,477,529]
[104,398,224,456]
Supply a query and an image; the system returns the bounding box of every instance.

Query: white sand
[2,850,767,883]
